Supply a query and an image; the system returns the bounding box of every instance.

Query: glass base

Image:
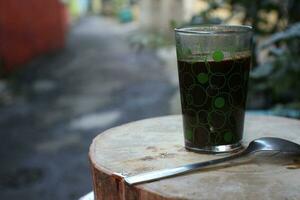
[185,141,243,154]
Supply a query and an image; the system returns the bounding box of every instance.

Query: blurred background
[0,0,299,199]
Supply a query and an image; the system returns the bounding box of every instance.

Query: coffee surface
[177,56,251,148]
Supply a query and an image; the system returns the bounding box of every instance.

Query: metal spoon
[124,137,300,185]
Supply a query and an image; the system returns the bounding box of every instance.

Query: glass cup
[175,25,253,153]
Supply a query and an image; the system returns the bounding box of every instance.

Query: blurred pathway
[0,16,176,200]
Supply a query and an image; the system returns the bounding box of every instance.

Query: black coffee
[177,56,251,149]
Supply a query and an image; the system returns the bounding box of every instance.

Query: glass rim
[174,25,252,35]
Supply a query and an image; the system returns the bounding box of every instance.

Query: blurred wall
[139,0,196,35]
[91,0,102,14]
[0,0,68,74]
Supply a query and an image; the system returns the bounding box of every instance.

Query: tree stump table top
[89,115,300,200]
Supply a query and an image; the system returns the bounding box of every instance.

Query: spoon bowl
[246,137,300,154]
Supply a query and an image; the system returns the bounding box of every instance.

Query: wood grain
[89,115,300,200]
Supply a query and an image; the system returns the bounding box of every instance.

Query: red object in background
[0,0,68,74]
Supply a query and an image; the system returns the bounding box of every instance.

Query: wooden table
[89,115,300,200]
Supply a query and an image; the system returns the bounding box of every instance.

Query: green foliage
[227,0,289,34]
[193,0,300,111]
[251,23,300,109]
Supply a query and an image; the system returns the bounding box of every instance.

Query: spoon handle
[124,150,248,185]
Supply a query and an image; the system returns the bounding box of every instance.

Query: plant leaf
[251,62,274,78]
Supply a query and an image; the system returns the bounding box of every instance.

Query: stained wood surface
[89,115,300,200]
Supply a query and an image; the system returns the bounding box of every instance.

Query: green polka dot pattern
[224,131,233,142]
[214,97,225,108]
[177,51,251,148]
[197,73,209,84]
[185,129,193,141]
[212,50,224,62]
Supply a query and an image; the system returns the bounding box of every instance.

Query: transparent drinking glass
[175,25,253,153]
